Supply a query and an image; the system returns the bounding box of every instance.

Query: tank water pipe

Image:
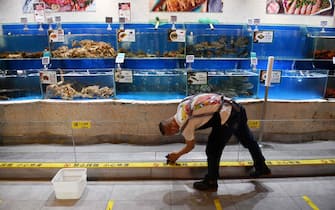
[250,52,257,71]
[198,18,218,30]
[187,32,194,45]
[38,22,43,31]
[170,16,177,30]
[247,18,253,32]
[291,60,296,70]
[154,17,160,30]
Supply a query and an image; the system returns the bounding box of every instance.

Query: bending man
[159,93,271,191]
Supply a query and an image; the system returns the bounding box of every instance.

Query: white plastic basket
[51,168,87,199]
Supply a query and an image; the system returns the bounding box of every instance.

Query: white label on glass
[187,72,207,85]
[115,70,133,83]
[116,53,125,63]
[271,71,281,83]
[49,29,65,42]
[118,29,135,42]
[186,55,194,63]
[253,31,273,43]
[169,29,186,42]
[260,70,281,84]
[41,56,50,65]
[251,57,258,65]
[40,70,57,84]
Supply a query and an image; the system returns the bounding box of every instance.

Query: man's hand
[167,152,180,162]
[166,140,195,165]
[166,152,180,164]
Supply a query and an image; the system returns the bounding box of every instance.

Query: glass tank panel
[43,68,114,100]
[326,72,335,98]
[252,25,311,59]
[258,70,328,100]
[307,33,335,59]
[0,69,41,100]
[187,69,258,98]
[115,69,187,100]
[0,33,48,58]
[117,24,185,58]
[185,24,252,58]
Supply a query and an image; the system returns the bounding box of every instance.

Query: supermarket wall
[0,0,334,26]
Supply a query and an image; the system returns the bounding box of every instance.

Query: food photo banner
[23,0,96,13]
[266,0,334,16]
[150,0,224,12]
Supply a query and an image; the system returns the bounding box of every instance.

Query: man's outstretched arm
[167,140,195,162]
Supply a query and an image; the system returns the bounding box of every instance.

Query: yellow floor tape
[105,200,114,210]
[214,199,223,210]
[0,159,334,169]
[302,195,320,210]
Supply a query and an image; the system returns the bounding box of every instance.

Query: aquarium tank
[251,25,311,59]
[257,69,328,100]
[43,68,114,100]
[185,24,252,58]
[187,69,258,99]
[0,23,333,101]
[0,69,41,100]
[0,30,48,59]
[115,69,187,100]
[116,24,185,58]
[306,27,335,59]
[49,27,117,59]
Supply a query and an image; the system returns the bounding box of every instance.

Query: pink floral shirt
[174,93,232,141]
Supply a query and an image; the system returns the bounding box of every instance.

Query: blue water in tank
[257,70,328,100]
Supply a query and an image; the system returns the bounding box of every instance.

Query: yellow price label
[248,120,260,129]
[72,121,91,129]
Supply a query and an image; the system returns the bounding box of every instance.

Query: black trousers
[197,102,266,180]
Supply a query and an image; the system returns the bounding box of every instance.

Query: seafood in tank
[187,70,258,98]
[44,69,114,100]
[311,34,335,59]
[186,35,250,58]
[52,40,116,58]
[46,84,113,100]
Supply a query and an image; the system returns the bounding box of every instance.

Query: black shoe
[193,179,218,192]
[250,166,271,178]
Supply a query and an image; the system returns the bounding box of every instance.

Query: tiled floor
[0,140,334,209]
[0,177,334,210]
